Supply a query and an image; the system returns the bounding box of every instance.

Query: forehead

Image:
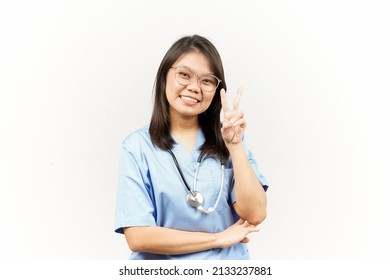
[174,51,212,74]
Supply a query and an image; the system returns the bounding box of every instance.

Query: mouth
[179,95,200,103]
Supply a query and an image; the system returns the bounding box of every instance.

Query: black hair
[149,35,228,159]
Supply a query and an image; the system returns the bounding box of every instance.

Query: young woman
[115,35,269,259]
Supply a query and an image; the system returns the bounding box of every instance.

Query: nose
[186,75,202,93]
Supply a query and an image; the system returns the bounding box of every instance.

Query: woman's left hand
[220,87,246,145]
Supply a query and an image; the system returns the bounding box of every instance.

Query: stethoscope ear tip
[197,205,215,214]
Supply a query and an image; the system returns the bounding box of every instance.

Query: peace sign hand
[220,87,247,145]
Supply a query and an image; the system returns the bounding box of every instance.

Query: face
[165,51,217,121]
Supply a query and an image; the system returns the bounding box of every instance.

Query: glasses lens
[175,67,194,85]
[174,67,220,92]
[200,75,218,92]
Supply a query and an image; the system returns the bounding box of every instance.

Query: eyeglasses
[171,66,221,92]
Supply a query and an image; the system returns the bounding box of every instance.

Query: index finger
[233,87,243,111]
[220,88,229,113]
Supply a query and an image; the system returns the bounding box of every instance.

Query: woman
[115,35,269,259]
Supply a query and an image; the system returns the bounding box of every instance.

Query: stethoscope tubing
[167,147,225,214]
[166,148,195,195]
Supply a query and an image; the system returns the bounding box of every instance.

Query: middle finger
[233,87,243,111]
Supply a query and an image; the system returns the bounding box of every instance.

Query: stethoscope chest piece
[186,191,204,208]
[167,147,224,214]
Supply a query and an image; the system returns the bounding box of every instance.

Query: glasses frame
[171,66,222,92]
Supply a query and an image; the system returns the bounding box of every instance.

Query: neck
[170,113,200,153]
[170,113,199,135]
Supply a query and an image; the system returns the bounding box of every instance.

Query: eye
[201,76,216,85]
[177,70,192,80]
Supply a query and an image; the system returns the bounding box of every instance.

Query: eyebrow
[175,65,215,76]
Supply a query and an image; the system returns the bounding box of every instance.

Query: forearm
[227,143,267,225]
[124,226,218,255]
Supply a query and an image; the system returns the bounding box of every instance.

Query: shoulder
[122,125,150,146]
[121,125,155,154]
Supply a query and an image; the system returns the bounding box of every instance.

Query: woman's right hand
[215,218,260,249]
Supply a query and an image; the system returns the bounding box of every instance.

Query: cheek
[205,92,217,104]
[166,75,183,97]
[165,79,178,102]
[165,79,173,95]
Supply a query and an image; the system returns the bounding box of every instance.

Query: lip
[179,95,201,103]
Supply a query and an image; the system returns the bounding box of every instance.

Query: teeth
[180,96,199,103]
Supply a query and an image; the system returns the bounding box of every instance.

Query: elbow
[235,203,267,225]
[128,242,143,253]
[124,227,146,253]
[126,237,148,253]
[247,210,267,226]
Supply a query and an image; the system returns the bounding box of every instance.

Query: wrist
[212,232,223,249]
[225,142,244,152]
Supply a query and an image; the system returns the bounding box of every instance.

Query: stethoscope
[167,148,225,214]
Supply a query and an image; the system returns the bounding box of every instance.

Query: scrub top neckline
[171,127,205,169]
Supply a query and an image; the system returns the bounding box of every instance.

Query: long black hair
[149,35,228,159]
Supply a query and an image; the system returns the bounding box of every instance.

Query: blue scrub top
[115,125,268,260]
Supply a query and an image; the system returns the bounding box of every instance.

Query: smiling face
[165,51,217,124]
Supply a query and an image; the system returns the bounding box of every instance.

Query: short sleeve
[115,143,157,234]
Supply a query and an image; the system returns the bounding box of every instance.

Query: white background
[1,0,389,260]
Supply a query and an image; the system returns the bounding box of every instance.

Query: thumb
[240,237,250,243]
